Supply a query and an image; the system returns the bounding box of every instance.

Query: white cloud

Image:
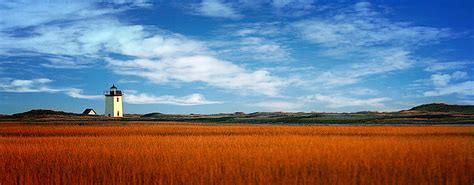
[314,48,414,86]
[291,2,447,87]
[272,0,315,17]
[230,22,283,37]
[293,2,449,46]
[451,71,468,80]
[349,87,379,96]
[107,56,287,96]
[1,19,172,59]
[40,56,94,69]
[125,92,221,105]
[293,2,449,48]
[272,0,296,8]
[0,78,101,100]
[350,49,413,77]
[240,37,290,61]
[0,2,201,60]
[424,61,468,72]
[305,94,390,108]
[212,22,291,62]
[214,36,291,62]
[314,71,359,86]
[108,29,210,58]
[424,81,474,97]
[430,73,452,87]
[353,2,376,16]
[117,79,140,84]
[430,71,467,87]
[423,71,472,97]
[194,0,241,19]
[0,78,60,93]
[253,101,304,111]
[0,1,287,97]
[0,1,119,29]
[65,88,102,100]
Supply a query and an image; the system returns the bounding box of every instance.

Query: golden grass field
[1,122,473,184]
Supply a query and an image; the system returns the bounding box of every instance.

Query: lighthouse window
[117,97,119,102]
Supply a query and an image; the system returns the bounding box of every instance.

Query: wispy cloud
[0,1,123,29]
[117,79,141,84]
[0,78,101,100]
[293,2,450,49]
[423,71,472,97]
[271,0,315,17]
[0,1,287,97]
[231,22,284,37]
[304,94,390,108]
[424,81,474,97]
[0,78,60,93]
[237,37,290,62]
[65,88,102,100]
[429,71,467,87]
[193,0,242,19]
[213,36,291,62]
[313,48,414,86]
[349,87,379,96]
[125,92,221,105]
[424,61,469,72]
[213,22,291,62]
[292,2,450,87]
[40,56,94,69]
[107,56,287,96]
[252,101,304,111]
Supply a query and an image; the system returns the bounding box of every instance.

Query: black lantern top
[104,84,122,96]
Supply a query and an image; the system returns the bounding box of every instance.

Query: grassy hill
[137,104,474,124]
[410,103,474,114]
[1,103,473,124]
[11,109,79,118]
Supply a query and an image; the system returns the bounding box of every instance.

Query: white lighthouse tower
[104,84,123,117]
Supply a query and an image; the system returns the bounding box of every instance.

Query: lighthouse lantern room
[104,84,123,117]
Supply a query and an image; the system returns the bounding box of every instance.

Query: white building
[104,84,123,117]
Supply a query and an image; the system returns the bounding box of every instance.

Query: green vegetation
[410,103,474,113]
[11,109,79,118]
[136,111,473,124]
[2,103,473,124]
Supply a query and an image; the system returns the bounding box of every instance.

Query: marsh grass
[1,124,472,184]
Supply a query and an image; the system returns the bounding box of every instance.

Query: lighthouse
[104,84,123,117]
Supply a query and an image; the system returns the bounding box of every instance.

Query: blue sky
[0,0,473,114]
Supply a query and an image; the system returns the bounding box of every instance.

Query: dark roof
[111,84,117,89]
[82,109,96,115]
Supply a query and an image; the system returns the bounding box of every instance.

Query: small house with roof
[82,109,97,115]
